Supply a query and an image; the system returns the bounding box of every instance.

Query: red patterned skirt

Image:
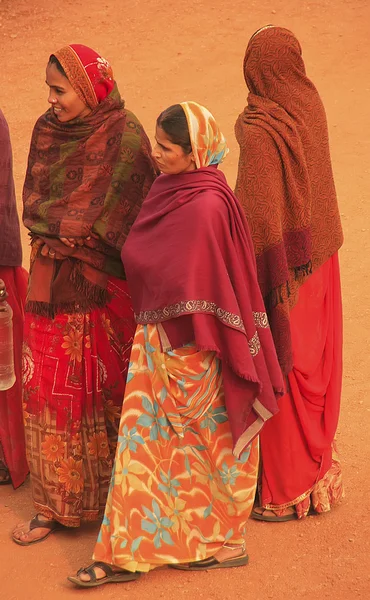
[23,277,135,527]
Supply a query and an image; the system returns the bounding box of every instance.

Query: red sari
[259,254,343,514]
[0,267,29,488]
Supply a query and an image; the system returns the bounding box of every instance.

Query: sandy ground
[1,0,370,598]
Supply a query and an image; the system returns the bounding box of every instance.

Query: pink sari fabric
[259,253,343,515]
[0,266,29,488]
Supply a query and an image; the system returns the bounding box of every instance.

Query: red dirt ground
[0,0,369,598]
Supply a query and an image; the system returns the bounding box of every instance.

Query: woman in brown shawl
[0,110,28,489]
[235,26,344,521]
[12,44,157,544]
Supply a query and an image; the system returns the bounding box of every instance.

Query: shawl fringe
[25,298,104,319]
[70,268,109,308]
[265,260,313,309]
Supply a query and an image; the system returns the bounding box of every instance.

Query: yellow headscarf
[180,101,229,169]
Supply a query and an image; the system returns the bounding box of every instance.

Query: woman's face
[152,126,196,175]
[46,62,91,122]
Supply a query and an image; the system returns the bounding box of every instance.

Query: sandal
[170,543,249,571]
[0,462,11,485]
[251,507,298,522]
[67,562,141,588]
[12,514,61,546]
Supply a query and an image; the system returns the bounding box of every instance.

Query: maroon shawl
[122,166,284,456]
[234,27,343,374]
[0,110,22,267]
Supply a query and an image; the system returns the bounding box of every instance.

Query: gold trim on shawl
[135,300,246,333]
[253,311,269,328]
[136,304,269,359]
[248,331,261,356]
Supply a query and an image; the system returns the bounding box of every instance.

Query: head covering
[242,26,310,114]
[122,104,284,456]
[52,44,114,109]
[23,52,158,317]
[234,26,343,374]
[180,101,229,168]
[0,110,22,267]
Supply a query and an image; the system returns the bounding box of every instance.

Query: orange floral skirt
[23,278,135,526]
[93,324,259,572]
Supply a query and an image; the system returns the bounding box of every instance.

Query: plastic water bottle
[0,297,16,391]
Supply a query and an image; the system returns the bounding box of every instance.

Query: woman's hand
[0,279,8,310]
[60,236,91,248]
[32,239,65,260]
[40,243,65,260]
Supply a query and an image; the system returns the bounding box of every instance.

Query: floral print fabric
[23,278,135,526]
[180,101,229,168]
[93,323,258,571]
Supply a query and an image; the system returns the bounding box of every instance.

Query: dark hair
[48,54,67,77]
[156,104,192,154]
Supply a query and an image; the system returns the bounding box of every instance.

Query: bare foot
[77,563,124,583]
[12,514,57,544]
[77,563,127,582]
[213,543,246,563]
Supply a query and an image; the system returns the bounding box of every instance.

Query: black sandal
[12,514,61,546]
[169,543,249,571]
[0,460,11,485]
[67,562,141,588]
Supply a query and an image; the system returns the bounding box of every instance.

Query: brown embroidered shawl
[234,26,343,374]
[23,86,157,316]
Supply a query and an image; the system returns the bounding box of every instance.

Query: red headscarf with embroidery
[53,44,114,108]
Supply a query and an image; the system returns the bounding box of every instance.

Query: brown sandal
[170,554,249,571]
[0,461,11,485]
[12,514,61,546]
[251,507,298,522]
[170,543,249,571]
[67,562,141,588]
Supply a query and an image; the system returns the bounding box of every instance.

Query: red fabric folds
[0,266,29,488]
[259,254,342,507]
[122,166,284,455]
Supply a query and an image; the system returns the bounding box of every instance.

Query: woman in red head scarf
[12,44,158,545]
[234,26,344,520]
[0,111,29,489]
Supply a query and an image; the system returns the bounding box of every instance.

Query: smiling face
[152,126,195,175]
[45,62,91,122]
